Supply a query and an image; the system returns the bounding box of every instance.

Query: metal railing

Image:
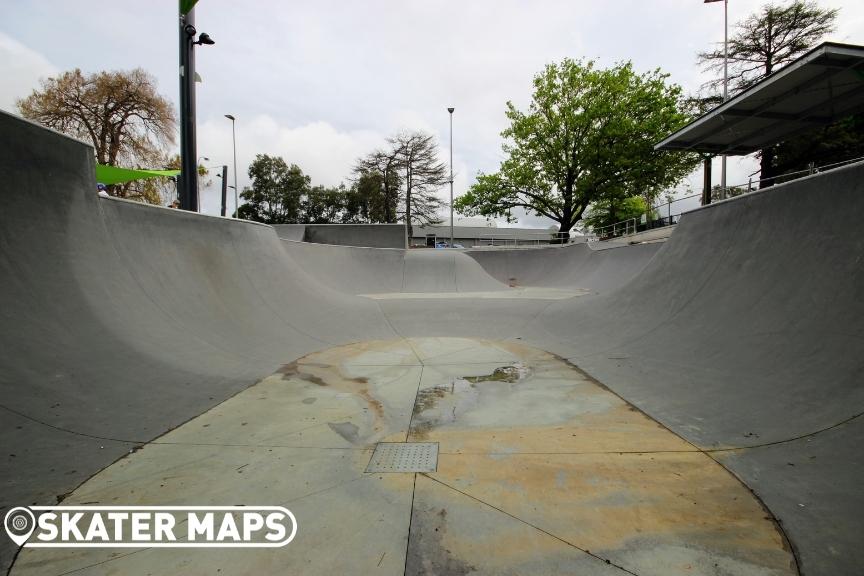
[726,154,864,194]
[588,218,638,242]
[589,154,864,242]
[474,231,574,247]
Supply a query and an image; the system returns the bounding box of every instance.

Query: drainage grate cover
[365,442,439,473]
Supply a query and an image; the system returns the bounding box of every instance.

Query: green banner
[95,164,181,185]
[180,0,198,15]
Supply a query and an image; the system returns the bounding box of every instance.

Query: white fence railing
[590,155,864,242]
[473,231,574,247]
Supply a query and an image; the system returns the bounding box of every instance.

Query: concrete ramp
[524,163,864,576]
[2,110,862,575]
[465,241,661,291]
[281,239,521,294]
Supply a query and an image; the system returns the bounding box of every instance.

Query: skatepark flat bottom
[11,338,795,576]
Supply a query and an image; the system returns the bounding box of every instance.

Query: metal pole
[220,165,228,217]
[448,107,454,247]
[702,156,713,205]
[720,0,728,200]
[179,8,199,212]
[231,120,238,217]
[225,115,239,217]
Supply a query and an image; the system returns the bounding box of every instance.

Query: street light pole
[219,165,228,217]
[721,0,728,199]
[225,114,238,217]
[448,107,454,247]
[178,6,215,212]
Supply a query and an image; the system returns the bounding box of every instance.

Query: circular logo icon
[4,507,36,546]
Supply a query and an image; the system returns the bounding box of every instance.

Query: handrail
[590,154,864,241]
[474,231,572,247]
[727,154,864,193]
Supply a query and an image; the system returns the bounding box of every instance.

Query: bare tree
[354,131,448,235]
[17,68,176,203]
[390,131,447,237]
[697,1,837,187]
[698,1,837,93]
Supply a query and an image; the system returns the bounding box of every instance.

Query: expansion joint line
[402,472,418,576]
[404,364,425,443]
[400,342,425,574]
[419,473,641,576]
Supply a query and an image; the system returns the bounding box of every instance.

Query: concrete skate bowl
[464,241,662,292]
[1,110,862,575]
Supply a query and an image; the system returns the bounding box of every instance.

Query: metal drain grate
[365,442,439,473]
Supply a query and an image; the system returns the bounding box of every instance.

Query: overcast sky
[1,0,862,225]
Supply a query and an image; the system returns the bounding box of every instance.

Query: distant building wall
[273,224,406,248]
[272,223,563,249]
[412,225,558,247]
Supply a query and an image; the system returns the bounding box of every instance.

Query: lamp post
[218,165,227,217]
[447,107,454,248]
[178,5,215,211]
[215,170,235,217]
[705,0,728,199]
[224,114,238,217]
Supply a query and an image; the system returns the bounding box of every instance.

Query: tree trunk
[405,185,412,241]
[557,225,570,244]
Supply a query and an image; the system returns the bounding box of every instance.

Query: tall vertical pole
[220,165,228,217]
[720,0,728,199]
[231,118,238,217]
[702,156,713,206]
[448,107,454,247]
[179,7,199,211]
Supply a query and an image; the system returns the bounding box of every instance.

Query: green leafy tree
[771,113,864,182]
[697,0,838,187]
[455,59,697,238]
[303,184,354,224]
[238,155,309,223]
[583,196,649,234]
[339,181,371,223]
[351,165,400,223]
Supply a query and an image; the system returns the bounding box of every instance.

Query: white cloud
[0,32,57,113]
[2,0,861,224]
[196,115,385,215]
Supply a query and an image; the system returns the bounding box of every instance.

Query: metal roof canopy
[655,42,864,156]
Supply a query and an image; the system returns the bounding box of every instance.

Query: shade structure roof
[655,42,864,155]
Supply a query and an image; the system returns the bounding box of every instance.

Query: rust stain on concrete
[57,337,793,575]
[406,338,796,575]
[279,355,385,427]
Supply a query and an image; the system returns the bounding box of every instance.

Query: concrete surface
[465,242,661,291]
[10,339,796,576]
[589,225,677,248]
[1,109,862,575]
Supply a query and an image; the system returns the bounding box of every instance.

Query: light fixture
[195,32,215,46]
